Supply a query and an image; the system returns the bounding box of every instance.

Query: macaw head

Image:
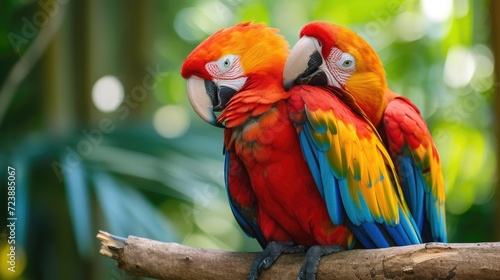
[181,22,289,127]
[283,21,387,124]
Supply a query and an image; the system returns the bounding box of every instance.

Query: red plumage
[225,95,354,247]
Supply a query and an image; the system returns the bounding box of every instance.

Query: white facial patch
[205,54,247,91]
[326,47,356,88]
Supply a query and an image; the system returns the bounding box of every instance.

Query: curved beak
[186,76,236,128]
[283,36,327,90]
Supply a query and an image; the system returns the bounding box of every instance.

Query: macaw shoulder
[383,91,432,153]
[229,100,299,164]
[287,85,375,140]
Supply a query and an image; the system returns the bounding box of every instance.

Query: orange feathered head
[283,21,388,124]
[181,22,289,127]
[301,22,385,80]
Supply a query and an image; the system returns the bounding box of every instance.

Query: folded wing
[383,96,447,242]
[287,85,422,248]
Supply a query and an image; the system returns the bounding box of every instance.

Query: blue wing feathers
[355,191,378,224]
[338,178,361,226]
[299,127,324,197]
[346,221,377,249]
[301,124,344,225]
[360,223,391,248]
[398,155,425,231]
[397,208,422,244]
[427,195,447,242]
[398,153,446,243]
[384,224,407,245]
[323,173,343,226]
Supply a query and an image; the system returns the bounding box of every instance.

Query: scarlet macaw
[283,21,446,245]
[181,22,443,280]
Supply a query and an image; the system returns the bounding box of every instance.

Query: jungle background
[0,0,499,279]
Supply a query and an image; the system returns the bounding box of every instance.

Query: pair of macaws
[181,21,446,279]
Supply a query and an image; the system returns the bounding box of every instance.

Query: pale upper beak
[283,36,327,90]
[186,76,218,126]
[186,76,238,127]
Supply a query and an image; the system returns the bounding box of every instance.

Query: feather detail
[185,22,357,249]
[218,87,289,128]
[344,72,386,126]
[181,22,289,80]
[289,21,445,247]
[288,85,421,248]
[383,95,446,242]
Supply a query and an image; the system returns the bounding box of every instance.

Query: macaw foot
[247,241,307,280]
[297,245,345,280]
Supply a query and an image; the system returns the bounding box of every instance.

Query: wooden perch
[97,230,500,279]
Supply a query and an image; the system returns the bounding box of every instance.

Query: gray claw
[247,241,307,280]
[297,245,344,280]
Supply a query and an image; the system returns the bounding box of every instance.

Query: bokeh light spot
[153,105,190,139]
[453,0,469,18]
[174,1,233,42]
[421,0,453,22]
[92,76,124,112]
[443,46,475,88]
[393,12,428,42]
[472,44,494,79]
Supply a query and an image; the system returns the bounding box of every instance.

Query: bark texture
[97,231,500,280]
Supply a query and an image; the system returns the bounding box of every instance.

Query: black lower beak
[294,50,328,86]
[204,80,237,111]
[296,70,328,86]
[214,86,236,111]
[301,51,323,78]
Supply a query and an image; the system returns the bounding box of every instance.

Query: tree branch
[97,230,500,279]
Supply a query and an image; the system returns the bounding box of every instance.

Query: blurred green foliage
[0,0,496,279]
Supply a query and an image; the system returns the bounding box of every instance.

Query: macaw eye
[218,54,236,71]
[338,53,355,70]
[342,60,352,67]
